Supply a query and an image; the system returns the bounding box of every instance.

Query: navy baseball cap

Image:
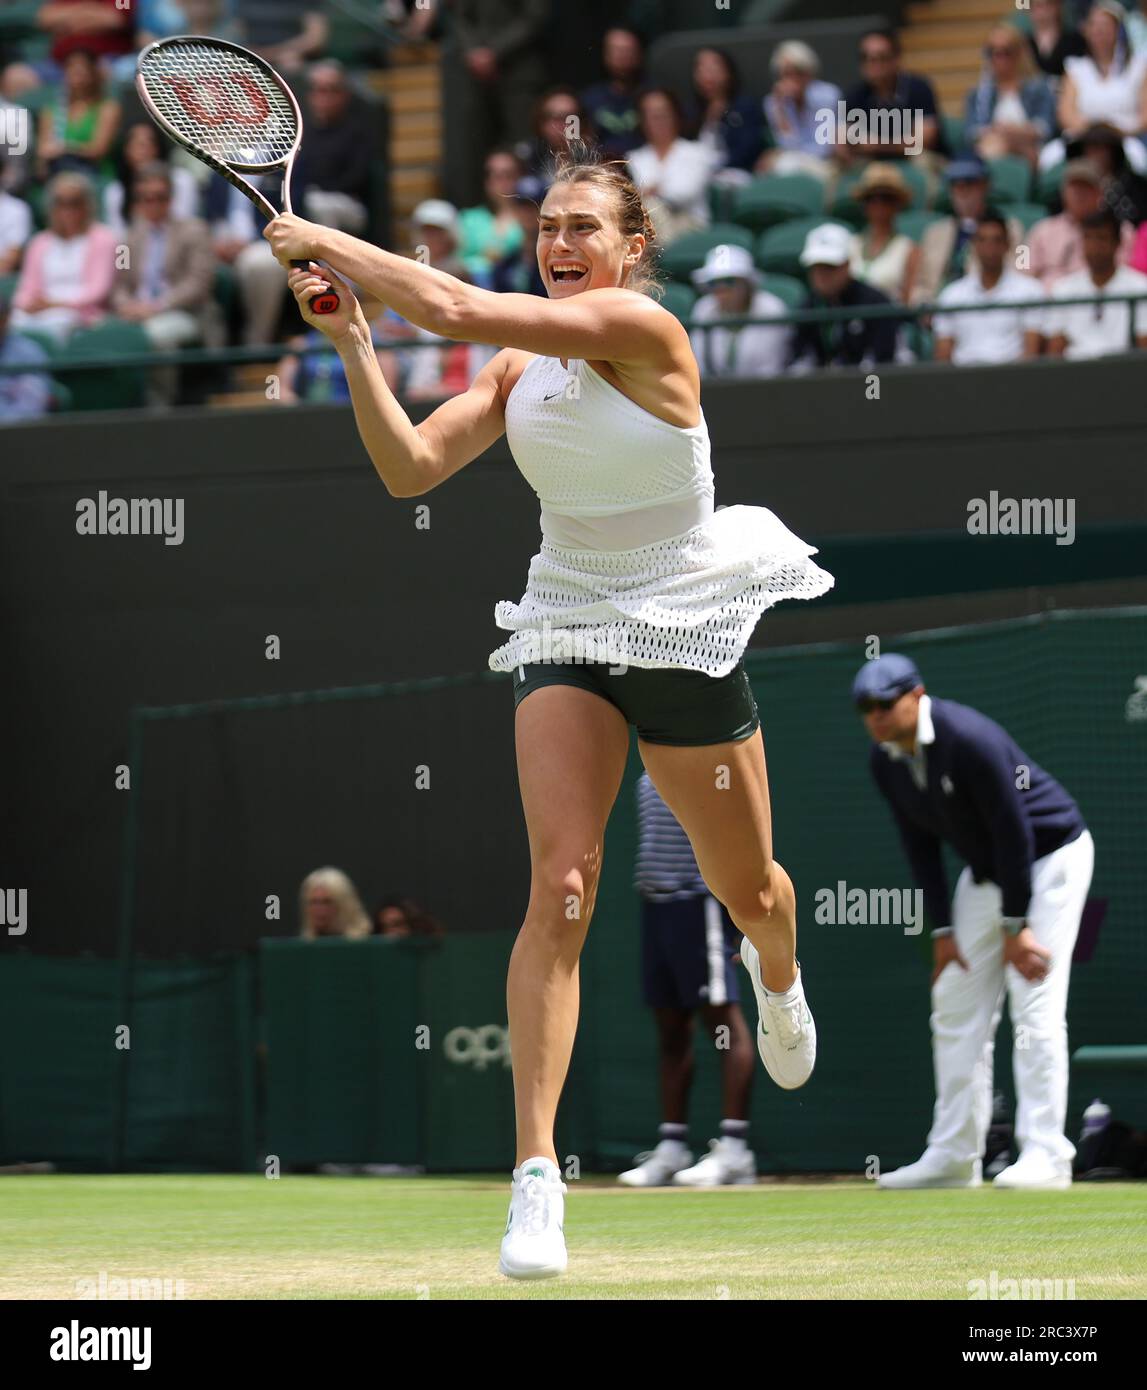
[851,654,923,704]
[946,154,989,184]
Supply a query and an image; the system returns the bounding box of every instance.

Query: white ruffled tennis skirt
[488,504,835,678]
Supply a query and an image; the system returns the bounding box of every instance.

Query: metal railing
[0,292,1142,390]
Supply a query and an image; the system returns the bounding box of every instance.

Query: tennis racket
[136,35,339,315]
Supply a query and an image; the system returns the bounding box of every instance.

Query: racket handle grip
[291,259,340,315]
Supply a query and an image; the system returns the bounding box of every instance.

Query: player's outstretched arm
[288,265,510,497]
[266,217,677,366]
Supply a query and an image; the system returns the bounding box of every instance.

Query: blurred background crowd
[2,0,1147,420]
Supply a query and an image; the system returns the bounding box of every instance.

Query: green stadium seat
[759,272,807,309]
[729,173,826,232]
[1001,201,1051,233]
[14,326,59,359]
[657,281,696,324]
[707,183,736,224]
[896,209,947,243]
[755,217,851,278]
[988,155,1034,205]
[942,114,967,155]
[56,320,151,412]
[658,223,755,283]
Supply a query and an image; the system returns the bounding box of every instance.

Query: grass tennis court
[4,1175,1145,1300]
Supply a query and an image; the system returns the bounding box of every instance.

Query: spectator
[934,213,1047,364]
[374,895,443,939]
[40,0,134,70]
[458,148,526,282]
[299,61,373,235]
[688,243,790,379]
[793,222,899,368]
[103,120,199,236]
[1133,215,1147,263]
[205,172,286,344]
[164,0,239,42]
[380,0,441,44]
[1028,0,1089,78]
[1074,119,1147,220]
[447,0,549,208]
[0,153,32,275]
[11,172,116,343]
[685,47,764,177]
[519,86,590,184]
[579,26,645,158]
[276,297,395,402]
[966,24,1058,165]
[233,1,328,74]
[298,866,372,939]
[1043,1,1147,171]
[908,156,1025,305]
[840,28,943,169]
[490,174,547,296]
[849,161,918,302]
[0,283,52,422]
[1047,206,1147,353]
[36,48,120,183]
[758,39,842,180]
[398,199,494,399]
[111,163,217,351]
[628,88,718,245]
[1026,157,1137,284]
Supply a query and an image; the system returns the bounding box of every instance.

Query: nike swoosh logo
[542,391,562,401]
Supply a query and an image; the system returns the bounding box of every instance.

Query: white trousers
[927,830,1094,1168]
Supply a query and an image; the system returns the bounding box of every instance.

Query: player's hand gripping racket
[136,35,339,315]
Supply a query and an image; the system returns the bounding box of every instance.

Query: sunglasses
[988,46,1018,58]
[856,696,899,714]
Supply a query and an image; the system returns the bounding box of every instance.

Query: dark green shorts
[511,659,760,746]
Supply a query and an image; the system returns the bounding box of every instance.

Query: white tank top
[504,355,714,549]
[491,352,834,676]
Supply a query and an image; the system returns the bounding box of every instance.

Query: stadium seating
[56,321,151,412]
[729,173,826,231]
[755,217,851,278]
[759,273,807,309]
[988,155,1034,206]
[657,281,697,324]
[658,224,756,283]
[896,209,947,243]
[1001,201,1052,234]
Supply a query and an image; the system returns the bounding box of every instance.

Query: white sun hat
[692,243,762,288]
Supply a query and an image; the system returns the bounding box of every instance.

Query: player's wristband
[930,926,954,939]
[1000,916,1026,937]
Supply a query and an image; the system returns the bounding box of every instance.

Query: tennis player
[265,147,834,1279]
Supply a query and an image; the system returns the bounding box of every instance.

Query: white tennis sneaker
[877,1150,982,1189]
[993,1150,1072,1190]
[672,1137,757,1187]
[498,1156,568,1279]
[739,937,816,1089]
[618,1139,693,1187]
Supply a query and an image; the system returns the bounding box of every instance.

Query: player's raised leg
[500,681,630,1279]
[639,729,816,1090]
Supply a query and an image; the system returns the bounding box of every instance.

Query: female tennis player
[265,147,833,1280]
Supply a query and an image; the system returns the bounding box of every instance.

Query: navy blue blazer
[869,697,1086,927]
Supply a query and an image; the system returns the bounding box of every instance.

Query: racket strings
[139,41,298,167]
